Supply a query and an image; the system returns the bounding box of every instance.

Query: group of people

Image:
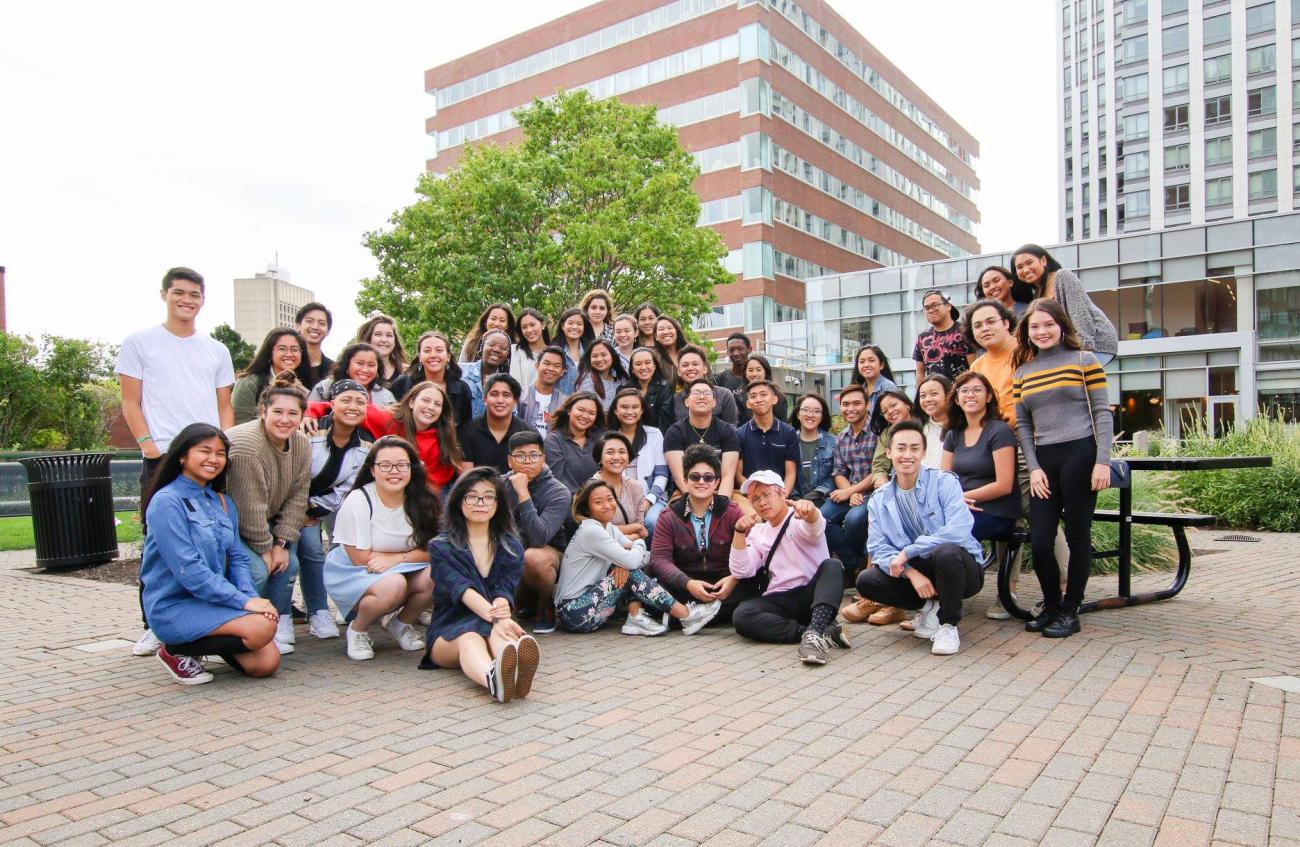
[119,244,1117,700]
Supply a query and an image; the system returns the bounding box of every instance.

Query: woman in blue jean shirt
[789,393,837,506]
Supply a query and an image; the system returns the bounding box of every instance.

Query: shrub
[1164,412,1300,532]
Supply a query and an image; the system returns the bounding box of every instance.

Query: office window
[1121,73,1149,100]
[1203,15,1231,45]
[1164,103,1190,131]
[741,132,771,170]
[1065,156,1074,179]
[1124,189,1151,216]
[741,186,772,225]
[1082,149,1091,173]
[1066,186,1075,211]
[1078,58,1089,83]
[1163,64,1189,94]
[740,77,770,117]
[1205,95,1232,125]
[1205,136,1234,166]
[1123,0,1148,24]
[1096,20,1106,45]
[1249,127,1277,159]
[1165,143,1191,171]
[1100,176,1108,201]
[1164,0,1188,12]
[1165,184,1191,212]
[1248,86,1277,117]
[1294,79,1300,108]
[1204,55,1232,84]
[1097,81,1108,108]
[1247,44,1276,76]
[1065,95,1073,118]
[1294,37,1299,67]
[1066,125,1073,146]
[1080,89,1090,115]
[1122,34,1148,63]
[1249,169,1278,200]
[1295,164,1300,192]
[1064,34,1072,59]
[1206,176,1233,206]
[1123,112,1150,140]
[1082,213,1091,239]
[1295,121,1300,153]
[1246,3,1275,36]
[1162,24,1189,54]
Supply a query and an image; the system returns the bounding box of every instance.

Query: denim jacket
[794,431,837,500]
[866,467,982,566]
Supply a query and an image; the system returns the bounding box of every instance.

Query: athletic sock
[808,603,834,636]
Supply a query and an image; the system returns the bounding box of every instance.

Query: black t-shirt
[942,420,1020,520]
[664,416,740,455]
[461,414,533,473]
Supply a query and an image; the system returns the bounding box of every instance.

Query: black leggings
[1029,436,1098,611]
[165,635,252,675]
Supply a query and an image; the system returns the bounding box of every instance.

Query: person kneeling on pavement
[729,470,851,665]
[856,420,985,656]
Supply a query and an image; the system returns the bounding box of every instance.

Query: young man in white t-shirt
[116,266,235,655]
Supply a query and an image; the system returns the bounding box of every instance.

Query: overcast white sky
[0,1,1054,348]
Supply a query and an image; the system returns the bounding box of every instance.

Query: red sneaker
[156,646,213,685]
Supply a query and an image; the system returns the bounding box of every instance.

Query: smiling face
[838,389,867,425]
[485,308,510,333]
[332,390,368,429]
[536,351,564,388]
[686,383,715,416]
[613,393,643,429]
[613,318,636,350]
[296,308,329,345]
[629,350,656,383]
[569,399,599,435]
[262,395,304,444]
[585,297,609,326]
[270,334,302,374]
[727,338,750,366]
[744,359,766,383]
[1026,309,1063,351]
[1013,253,1047,285]
[797,398,825,433]
[922,293,950,328]
[409,384,444,431]
[180,436,227,484]
[887,428,925,477]
[585,485,619,524]
[368,321,396,357]
[372,445,412,496]
[562,314,586,342]
[348,351,379,387]
[461,479,499,526]
[481,333,510,367]
[637,307,658,338]
[856,348,881,381]
[519,314,544,345]
[955,377,990,417]
[880,395,911,426]
[483,381,516,419]
[677,352,705,382]
[685,461,720,500]
[979,269,1013,303]
[970,304,1011,350]
[599,438,629,475]
[418,337,448,377]
[589,344,613,374]
[163,278,204,323]
[654,318,677,347]
[917,380,947,421]
[746,384,775,417]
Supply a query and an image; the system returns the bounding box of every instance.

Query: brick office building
[423,0,982,347]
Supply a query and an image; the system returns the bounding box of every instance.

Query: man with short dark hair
[461,373,531,472]
[117,266,236,657]
[714,332,752,392]
[858,420,983,656]
[295,302,334,386]
[670,345,738,424]
[502,430,571,634]
[818,384,876,572]
[518,346,569,436]
[736,379,799,493]
[664,379,739,498]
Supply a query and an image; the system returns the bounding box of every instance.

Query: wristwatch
[274,539,291,550]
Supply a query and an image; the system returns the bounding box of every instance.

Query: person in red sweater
[308,380,463,496]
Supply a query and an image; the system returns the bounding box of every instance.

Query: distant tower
[232,264,314,346]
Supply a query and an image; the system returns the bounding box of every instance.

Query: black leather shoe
[1025,606,1059,633]
[1043,610,1081,638]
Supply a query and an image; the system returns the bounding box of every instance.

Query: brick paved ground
[0,529,1296,847]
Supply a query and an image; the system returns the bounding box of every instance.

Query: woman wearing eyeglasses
[323,436,440,661]
[912,289,976,385]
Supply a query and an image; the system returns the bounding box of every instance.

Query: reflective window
[1249,128,1277,159]
[1247,44,1276,76]
[1246,2,1275,35]
[1205,136,1233,166]
[1249,169,1278,200]
[1203,15,1231,45]
[1165,144,1190,171]
[1206,176,1233,206]
[1204,55,1232,84]
[1163,64,1189,93]
[1163,24,1189,54]
[1247,86,1277,117]
[740,187,772,226]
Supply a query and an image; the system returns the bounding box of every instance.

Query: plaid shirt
[831,424,876,486]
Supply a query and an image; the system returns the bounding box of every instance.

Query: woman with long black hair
[511,307,551,388]
[352,314,408,389]
[307,343,396,407]
[849,344,899,419]
[635,302,661,348]
[555,307,592,395]
[575,338,629,412]
[460,303,518,364]
[422,468,537,703]
[623,347,674,432]
[1012,244,1118,365]
[140,423,280,685]
[390,331,473,429]
[232,329,313,424]
[974,266,1032,323]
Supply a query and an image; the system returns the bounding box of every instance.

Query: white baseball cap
[741,469,785,495]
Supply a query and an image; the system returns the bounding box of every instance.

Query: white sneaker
[912,599,940,639]
[986,602,1011,620]
[621,610,669,637]
[680,600,722,635]
[333,610,346,626]
[132,629,162,656]
[418,608,432,626]
[346,626,374,660]
[386,617,425,651]
[309,610,340,639]
[274,615,295,654]
[931,623,961,655]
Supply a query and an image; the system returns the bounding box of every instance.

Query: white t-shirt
[115,324,235,451]
[331,483,415,553]
[532,391,552,434]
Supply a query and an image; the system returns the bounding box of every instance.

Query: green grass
[0,511,141,552]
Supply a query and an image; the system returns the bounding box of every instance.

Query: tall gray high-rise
[1059,0,1297,241]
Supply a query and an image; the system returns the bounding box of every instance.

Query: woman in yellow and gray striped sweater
[1012,299,1113,640]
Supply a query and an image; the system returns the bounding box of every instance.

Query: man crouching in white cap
[729,469,851,665]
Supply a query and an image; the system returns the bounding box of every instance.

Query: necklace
[688,422,709,443]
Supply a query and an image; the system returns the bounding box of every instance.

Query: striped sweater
[1012,344,1113,472]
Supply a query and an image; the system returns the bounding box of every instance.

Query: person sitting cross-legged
[730,471,851,666]
[857,420,985,656]
[501,430,571,635]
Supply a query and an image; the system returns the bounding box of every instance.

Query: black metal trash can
[19,453,118,569]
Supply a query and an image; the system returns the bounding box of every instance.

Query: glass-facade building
[766,212,1300,435]
[1060,0,1298,242]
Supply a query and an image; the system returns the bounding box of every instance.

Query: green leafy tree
[0,333,115,450]
[211,323,255,371]
[359,90,730,346]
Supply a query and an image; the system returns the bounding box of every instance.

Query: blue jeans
[820,498,871,568]
[242,538,300,615]
[643,500,666,544]
[295,521,330,615]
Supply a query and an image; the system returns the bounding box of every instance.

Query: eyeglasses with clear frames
[375,461,411,473]
[510,452,544,464]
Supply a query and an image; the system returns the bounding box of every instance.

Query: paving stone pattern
[0,529,1296,846]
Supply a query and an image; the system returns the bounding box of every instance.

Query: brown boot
[839,596,884,624]
[867,605,907,625]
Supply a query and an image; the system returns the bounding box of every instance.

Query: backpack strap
[360,486,374,518]
[755,513,794,589]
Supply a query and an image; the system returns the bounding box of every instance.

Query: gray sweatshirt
[554,519,650,603]
[1052,269,1119,355]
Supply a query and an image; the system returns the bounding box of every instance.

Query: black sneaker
[1025,605,1059,633]
[533,604,556,635]
[826,623,852,649]
[1043,610,1081,638]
